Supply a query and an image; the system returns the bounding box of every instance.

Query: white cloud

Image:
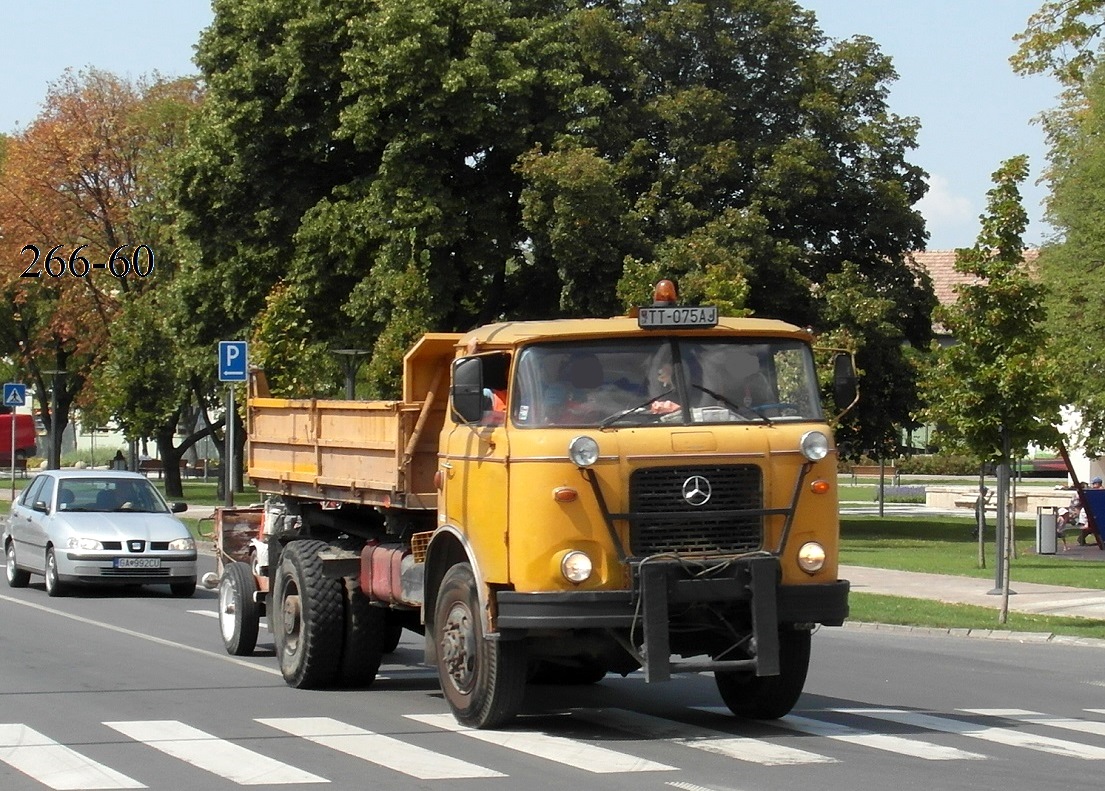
[917,175,978,249]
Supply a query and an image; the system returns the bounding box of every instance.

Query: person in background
[1077,476,1103,546]
[111,450,127,471]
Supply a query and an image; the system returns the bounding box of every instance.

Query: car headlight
[797,541,826,574]
[560,550,593,584]
[568,435,600,468]
[799,430,830,462]
[66,537,103,551]
[169,537,196,551]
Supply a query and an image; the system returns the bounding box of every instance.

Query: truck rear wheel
[338,577,386,687]
[273,540,343,688]
[434,563,526,728]
[714,628,811,719]
[219,561,260,656]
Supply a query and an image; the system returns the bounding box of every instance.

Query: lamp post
[42,369,67,470]
[331,349,370,399]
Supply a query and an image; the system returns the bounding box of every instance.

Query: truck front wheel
[714,628,811,720]
[273,540,343,688]
[434,563,526,728]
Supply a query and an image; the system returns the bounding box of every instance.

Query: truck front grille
[629,465,763,555]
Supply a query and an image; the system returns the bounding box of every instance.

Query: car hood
[53,512,190,541]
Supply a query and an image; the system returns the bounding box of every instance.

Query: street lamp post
[331,349,370,399]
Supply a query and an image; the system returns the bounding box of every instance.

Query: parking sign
[218,341,248,382]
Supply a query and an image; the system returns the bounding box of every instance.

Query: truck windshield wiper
[600,389,675,428]
[692,384,773,424]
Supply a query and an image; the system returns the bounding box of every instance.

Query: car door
[11,475,49,572]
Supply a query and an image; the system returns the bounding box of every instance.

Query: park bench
[137,458,163,478]
[850,464,900,485]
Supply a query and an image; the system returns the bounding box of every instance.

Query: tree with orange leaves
[0,67,201,467]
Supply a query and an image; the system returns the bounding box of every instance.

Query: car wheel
[219,561,260,656]
[170,578,197,598]
[434,563,526,728]
[44,547,66,597]
[6,541,30,588]
[273,540,343,688]
[714,628,811,720]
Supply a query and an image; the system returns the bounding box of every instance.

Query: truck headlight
[797,541,826,574]
[568,435,600,468]
[799,430,829,462]
[561,550,593,583]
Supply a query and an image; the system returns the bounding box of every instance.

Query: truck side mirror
[451,357,485,424]
[831,353,858,412]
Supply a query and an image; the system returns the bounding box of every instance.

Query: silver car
[3,470,197,597]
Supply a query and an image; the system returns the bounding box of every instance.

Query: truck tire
[338,577,387,687]
[382,611,404,654]
[273,540,343,688]
[219,561,260,656]
[434,563,526,729]
[714,628,811,720]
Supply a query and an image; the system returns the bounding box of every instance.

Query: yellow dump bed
[246,334,460,510]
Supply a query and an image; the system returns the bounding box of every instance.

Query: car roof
[39,470,149,481]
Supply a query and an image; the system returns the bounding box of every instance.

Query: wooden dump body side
[246,333,460,510]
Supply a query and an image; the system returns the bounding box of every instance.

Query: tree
[1012,0,1105,88]
[175,0,933,446]
[919,156,1064,618]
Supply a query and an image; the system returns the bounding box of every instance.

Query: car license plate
[115,557,161,569]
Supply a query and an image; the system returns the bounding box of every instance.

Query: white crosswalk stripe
[0,725,144,790]
[836,708,1105,760]
[257,717,504,779]
[586,708,836,766]
[961,709,1105,738]
[406,713,679,772]
[779,714,987,760]
[102,721,328,785]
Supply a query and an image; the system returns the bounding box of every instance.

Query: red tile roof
[909,248,1040,308]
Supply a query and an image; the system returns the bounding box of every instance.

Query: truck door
[442,354,511,585]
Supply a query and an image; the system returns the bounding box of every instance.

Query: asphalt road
[2,554,1104,790]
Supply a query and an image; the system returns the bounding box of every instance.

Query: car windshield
[56,478,171,514]
[510,337,824,428]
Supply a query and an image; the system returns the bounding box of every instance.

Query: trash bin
[1036,506,1057,555]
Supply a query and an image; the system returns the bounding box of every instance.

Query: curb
[842,619,1105,648]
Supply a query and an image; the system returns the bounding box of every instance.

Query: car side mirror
[34,501,48,513]
[170,502,188,513]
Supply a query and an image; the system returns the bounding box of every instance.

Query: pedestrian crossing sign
[3,382,26,408]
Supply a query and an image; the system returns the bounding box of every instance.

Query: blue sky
[1,0,1060,251]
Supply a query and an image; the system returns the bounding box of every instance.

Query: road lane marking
[0,593,282,677]
[961,709,1105,738]
[406,713,678,772]
[591,708,835,766]
[103,721,327,785]
[0,724,145,790]
[837,708,1105,759]
[189,609,270,630]
[779,714,986,760]
[258,716,504,779]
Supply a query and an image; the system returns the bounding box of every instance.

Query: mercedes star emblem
[682,475,712,506]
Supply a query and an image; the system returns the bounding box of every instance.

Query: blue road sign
[3,383,27,408]
[218,341,249,383]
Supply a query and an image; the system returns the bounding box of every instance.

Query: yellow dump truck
[216,282,856,729]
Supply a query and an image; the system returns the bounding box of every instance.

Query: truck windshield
[510,337,824,428]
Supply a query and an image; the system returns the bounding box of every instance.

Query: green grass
[840,515,1105,590]
[848,592,1105,640]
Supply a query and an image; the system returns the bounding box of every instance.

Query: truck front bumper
[495,555,849,681]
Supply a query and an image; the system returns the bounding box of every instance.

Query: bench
[138,458,163,478]
[851,465,900,485]
[7,457,28,478]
